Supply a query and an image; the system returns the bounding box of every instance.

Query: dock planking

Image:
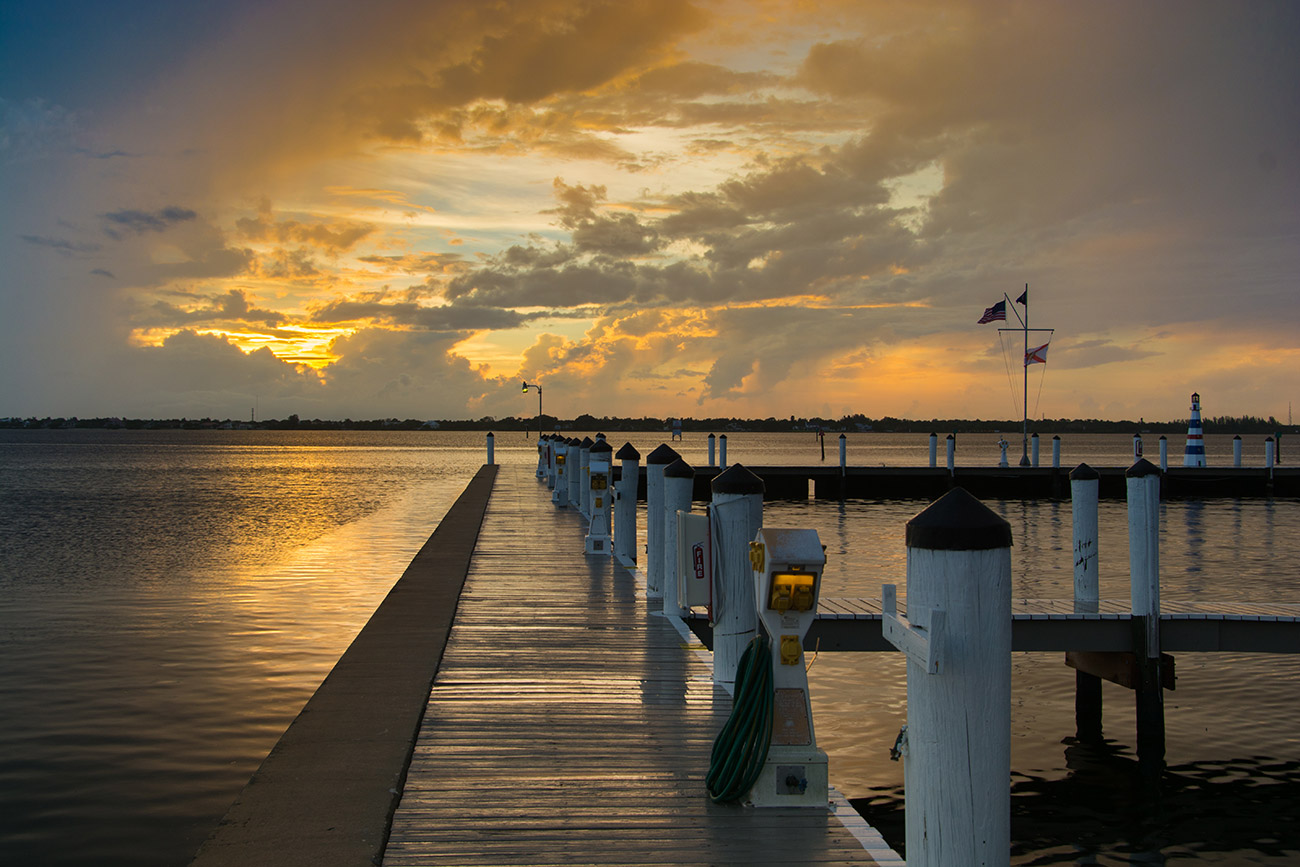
[384,465,900,867]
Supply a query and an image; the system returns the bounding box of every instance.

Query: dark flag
[978,300,1006,324]
[1016,288,1028,305]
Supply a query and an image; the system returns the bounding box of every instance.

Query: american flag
[977,300,1006,324]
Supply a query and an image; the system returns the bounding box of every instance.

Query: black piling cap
[1069,462,1099,481]
[906,486,1012,551]
[664,457,694,478]
[646,443,681,465]
[710,463,765,495]
[839,433,846,439]
[1053,435,1060,440]
[567,437,580,446]
[1126,458,1160,478]
[615,442,640,460]
[580,436,595,448]
[1233,434,1242,440]
[589,440,612,455]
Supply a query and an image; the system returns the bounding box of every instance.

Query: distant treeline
[2,412,1290,434]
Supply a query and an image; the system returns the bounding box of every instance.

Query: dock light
[522,381,544,476]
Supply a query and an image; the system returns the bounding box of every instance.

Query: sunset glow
[3,0,1297,421]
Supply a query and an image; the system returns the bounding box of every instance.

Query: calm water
[0,429,1296,865]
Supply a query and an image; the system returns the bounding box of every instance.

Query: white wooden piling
[1071,464,1100,613]
[709,464,763,691]
[998,439,1009,467]
[1265,436,1276,469]
[486,432,495,465]
[614,443,640,564]
[1052,435,1061,469]
[929,432,938,468]
[945,434,955,473]
[536,435,546,480]
[1031,432,1040,467]
[707,433,716,467]
[546,434,557,489]
[1070,462,1103,742]
[719,434,728,468]
[1133,433,1143,461]
[1127,458,1165,770]
[1159,435,1168,471]
[644,444,680,600]
[1233,434,1242,467]
[579,437,594,519]
[894,487,1012,867]
[663,458,695,616]
[566,438,582,508]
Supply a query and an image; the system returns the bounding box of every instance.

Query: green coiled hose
[706,634,774,802]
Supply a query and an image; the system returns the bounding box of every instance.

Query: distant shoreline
[2,414,1291,436]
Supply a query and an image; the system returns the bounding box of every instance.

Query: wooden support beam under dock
[685,597,1300,654]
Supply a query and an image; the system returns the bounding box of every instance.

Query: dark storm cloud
[102,206,198,237]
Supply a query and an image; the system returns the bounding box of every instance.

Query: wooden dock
[384,465,902,866]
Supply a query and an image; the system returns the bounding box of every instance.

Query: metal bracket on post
[881,584,944,675]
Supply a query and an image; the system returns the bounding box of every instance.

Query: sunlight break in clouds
[2,0,1297,422]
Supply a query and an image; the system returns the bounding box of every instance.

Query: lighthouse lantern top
[1191,392,1200,405]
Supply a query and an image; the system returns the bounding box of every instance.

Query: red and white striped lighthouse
[1183,392,1206,467]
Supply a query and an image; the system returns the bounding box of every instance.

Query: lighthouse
[1183,392,1206,467]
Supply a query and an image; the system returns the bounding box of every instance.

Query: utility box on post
[747,527,828,808]
[676,512,711,611]
[552,438,569,508]
[585,441,613,554]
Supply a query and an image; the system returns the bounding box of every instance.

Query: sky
[2,0,1297,423]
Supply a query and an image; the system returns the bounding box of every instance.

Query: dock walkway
[384,464,900,866]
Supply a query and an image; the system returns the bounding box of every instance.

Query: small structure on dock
[1183,392,1206,467]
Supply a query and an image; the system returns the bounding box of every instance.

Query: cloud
[235,201,375,251]
[20,235,102,256]
[102,206,198,237]
[136,289,284,329]
[311,298,527,332]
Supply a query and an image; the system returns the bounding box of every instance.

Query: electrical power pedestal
[747,527,829,808]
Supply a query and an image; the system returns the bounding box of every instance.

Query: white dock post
[663,458,694,616]
[1070,463,1103,742]
[838,433,847,473]
[945,434,955,473]
[486,431,494,465]
[889,487,1012,867]
[578,437,594,519]
[1233,434,1242,467]
[1052,435,1061,469]
[1031,432,1040,467]
[707,433,716,467]
[998,438,1009,467]
[1265,436,1276,469]
[709,464,764,690]
[536,434,546,480]
[1133,432,1143,460]
[719,434,728,469]
[614,443,640,564]
[644,444,680,599]
[553,439,569,507]
[585,441,614,555]
[929,432,938,468]
[1127,458,1165,771]
[1159,435,1168,471]
[546,434,557,489]
[566,438,582,508]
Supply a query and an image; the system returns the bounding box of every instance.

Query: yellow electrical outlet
[780,635,801,665]
[768,571,817,612]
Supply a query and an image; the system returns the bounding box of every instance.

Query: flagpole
[1021,283,1030,466]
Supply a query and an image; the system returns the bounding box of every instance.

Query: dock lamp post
[522,381,544,478]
